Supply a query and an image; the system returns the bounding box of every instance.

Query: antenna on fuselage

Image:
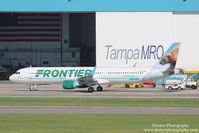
[133,63,137,67]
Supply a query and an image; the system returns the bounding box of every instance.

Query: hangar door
[0,13,96,79]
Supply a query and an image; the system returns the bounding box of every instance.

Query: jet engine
[62,80,78,89]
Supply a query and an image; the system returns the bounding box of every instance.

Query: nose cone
[9,74,14,81]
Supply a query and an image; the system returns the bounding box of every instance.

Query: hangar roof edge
[1,0,199,12]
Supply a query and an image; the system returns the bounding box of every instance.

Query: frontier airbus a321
[9,43,182,92]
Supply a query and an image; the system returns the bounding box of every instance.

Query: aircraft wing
[75,67,109,87]
[77,75,98,87]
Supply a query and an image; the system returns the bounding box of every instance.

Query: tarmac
[1,81,199,114]
[0,81,199,98]
[0,106,199,114]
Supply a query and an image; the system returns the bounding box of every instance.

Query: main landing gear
[88,85,103,92]
[96,86,103,91]
[88,87,94,92]
[27,84,38,91]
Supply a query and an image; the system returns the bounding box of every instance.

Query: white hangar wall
[174,12,199,70]
[96,12,199,69]
[96,12,174,68]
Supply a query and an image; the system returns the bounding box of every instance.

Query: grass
[0,97,199,107]
[0,114,198,133]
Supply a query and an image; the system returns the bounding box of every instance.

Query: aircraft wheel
[88,87,94,92]
[97,86,103,91]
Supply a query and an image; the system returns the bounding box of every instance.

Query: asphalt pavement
[0,81,199,98]
[1,106,199,114]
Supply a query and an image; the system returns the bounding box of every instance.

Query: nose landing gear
[27,84,38,91]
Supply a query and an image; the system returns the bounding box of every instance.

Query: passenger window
[15,72,20,74]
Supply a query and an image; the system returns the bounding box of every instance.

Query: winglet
[92,67,97,75]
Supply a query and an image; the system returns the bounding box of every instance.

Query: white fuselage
[9,67,155,85]
[9,43,181,89]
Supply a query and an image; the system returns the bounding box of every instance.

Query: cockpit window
[15,72,20,74]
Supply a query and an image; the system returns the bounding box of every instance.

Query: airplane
[9,43,182,92]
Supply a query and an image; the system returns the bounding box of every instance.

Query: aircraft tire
[97,86,103,91]
[88,87,94,92]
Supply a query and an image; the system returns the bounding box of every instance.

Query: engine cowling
[62,80,77,89]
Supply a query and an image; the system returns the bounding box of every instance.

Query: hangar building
[0,0,199,79]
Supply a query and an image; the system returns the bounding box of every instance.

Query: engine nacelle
[62,80,77,89]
